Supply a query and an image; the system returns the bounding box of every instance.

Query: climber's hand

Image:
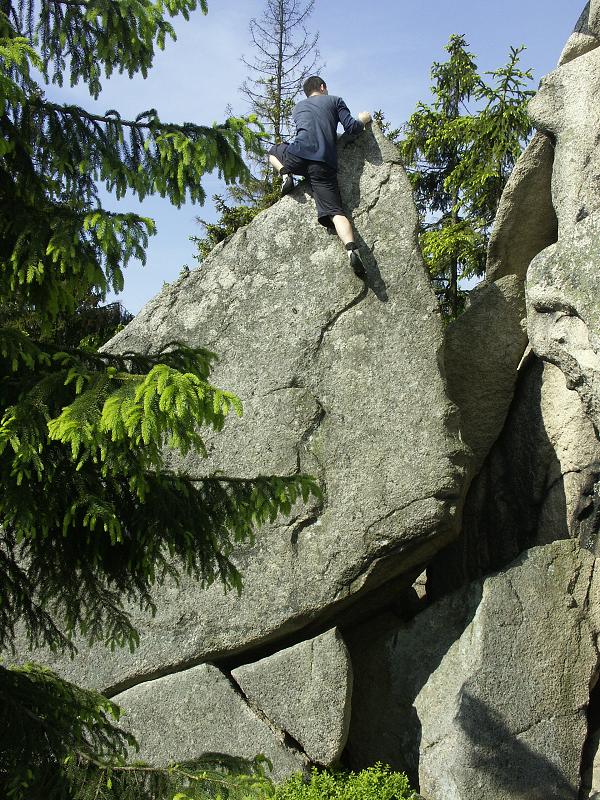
[358,111,372,125]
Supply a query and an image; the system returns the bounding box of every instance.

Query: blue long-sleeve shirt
[286,94,364,169]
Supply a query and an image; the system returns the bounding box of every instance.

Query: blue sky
[46,0,580,313]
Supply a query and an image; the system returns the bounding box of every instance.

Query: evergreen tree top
[1,0,263,322]
[397,33,534,318]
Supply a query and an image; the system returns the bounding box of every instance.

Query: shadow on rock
[459,692,578,800]
[343,581,483,788]
[340,126,389,301]
[356,228,388,301]
[428,355,569,599]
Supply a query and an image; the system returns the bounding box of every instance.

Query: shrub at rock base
[273,765,419,800]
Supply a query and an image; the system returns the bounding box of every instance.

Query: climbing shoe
[348,248,366,279]
[280,173,295,196]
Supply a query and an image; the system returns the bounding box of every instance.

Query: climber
[268,75,372,278]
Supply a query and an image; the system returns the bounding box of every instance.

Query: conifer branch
[48,0,88,6]
[0,0,319,793]
[33,98,217,135]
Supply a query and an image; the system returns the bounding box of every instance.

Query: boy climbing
[268,76,372,278]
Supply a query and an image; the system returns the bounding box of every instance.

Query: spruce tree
[399,34,534,318]
[0,0,317,795]
[194,0,321,257]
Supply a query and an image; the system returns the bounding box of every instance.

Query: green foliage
[0,2,259,320]
[0,662,132,798]
[274,765,419,800]
[0,334,319,654]
[398,34,534,318]
[0,0,320,795]
[0,296,134,351]
[0,662,275,800]
[1,658,419,800]
[0,0,318,649]
[34,0,208,100]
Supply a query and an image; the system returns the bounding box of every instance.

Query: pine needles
[0,0,319,794]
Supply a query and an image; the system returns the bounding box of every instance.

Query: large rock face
[529,47,600,233]
[113,663,309,782]
[441,121,559,489]
[231,628,352,765]
[346,6,600,798]
[40,124,468,697]
[527,215,600,436]
[442,273,527,476]
[485,132,557,284]
[417,542,600,800]
[13,123,474,779]
[15,5,600,795]
[559,3,600,64]
[427,355,600,597]
[112,626,351,781]
[344,590,474,783]
[347,542,600,799]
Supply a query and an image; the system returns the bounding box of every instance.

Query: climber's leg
[268,144,300,196]
[268,153,285,173]
[331,214,354,245]
[309,162,366,278]
[331,214,366,277]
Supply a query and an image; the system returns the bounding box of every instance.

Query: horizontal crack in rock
[513,710,577,739]
[364,488,461,536]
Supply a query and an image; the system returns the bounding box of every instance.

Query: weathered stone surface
[536,361,600,549]
[346,541,600,800]
[9,8,600,793]
[417,541,600,800]
[572,1,600,38]
[442,274,527,475]
[591,0,600,34]
[113,663,307,781]
[527,214,600,436]
[19,124,467,693]
[231,628,352,765]
[559,31,599,66]
[486,132,557,283]
[576,2,593,34]
[581,719,600,799]
[559,4,600,65]
[528,49,600,232]
[344,590,475,785]
[428,355,600,596]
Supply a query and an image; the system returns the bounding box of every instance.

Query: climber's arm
[336,97,367,135]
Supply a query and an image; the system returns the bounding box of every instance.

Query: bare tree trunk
[274,0,284,143]
[241,0,320,144]
[229,0,320,207]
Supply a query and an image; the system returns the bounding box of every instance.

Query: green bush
[273,764,419,800]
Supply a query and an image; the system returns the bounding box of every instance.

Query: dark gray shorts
[269,143,344,227]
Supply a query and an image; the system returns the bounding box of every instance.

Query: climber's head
[303,76,327,97]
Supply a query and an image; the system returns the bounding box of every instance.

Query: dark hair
[303,76,326,97]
